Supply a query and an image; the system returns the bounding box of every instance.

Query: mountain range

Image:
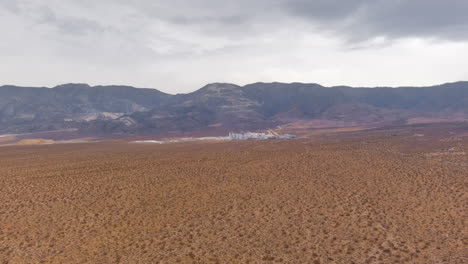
[1,82,468,136]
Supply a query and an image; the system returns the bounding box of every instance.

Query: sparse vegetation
[0,125,466,263]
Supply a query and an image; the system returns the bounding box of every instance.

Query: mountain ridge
[1,81,468,136]
[3,80,468,93]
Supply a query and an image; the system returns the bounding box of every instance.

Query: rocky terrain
[0,124,466,263]
[1,82,468,136]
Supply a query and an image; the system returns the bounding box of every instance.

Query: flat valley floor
[0,125,467,263]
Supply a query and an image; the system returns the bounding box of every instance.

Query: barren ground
[0,125,467,263]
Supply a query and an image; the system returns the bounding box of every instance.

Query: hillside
[1,82,468,136]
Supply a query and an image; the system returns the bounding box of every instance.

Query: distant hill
[1,82,468,136]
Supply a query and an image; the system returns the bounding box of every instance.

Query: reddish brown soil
[0,127,466,263]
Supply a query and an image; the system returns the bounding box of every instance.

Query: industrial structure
[229,131,296,140]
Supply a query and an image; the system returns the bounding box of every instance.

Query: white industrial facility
[229,131,296,140]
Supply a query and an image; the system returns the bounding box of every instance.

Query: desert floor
[0,125,467,263]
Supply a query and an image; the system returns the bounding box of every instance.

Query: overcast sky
[1,0,468,93]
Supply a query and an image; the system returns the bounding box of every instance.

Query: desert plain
[0,124,467,263]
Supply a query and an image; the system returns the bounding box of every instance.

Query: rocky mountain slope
[1,82,467,135]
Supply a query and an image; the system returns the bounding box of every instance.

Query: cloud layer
[1,0,467,93]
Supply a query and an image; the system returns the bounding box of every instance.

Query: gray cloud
[285,0,468,41]
[284,0,367,22]
[360,0,468,40]
[0,0,467,92]
[4,1,466,43]
[109,0,468,41]
[36,6,109,36]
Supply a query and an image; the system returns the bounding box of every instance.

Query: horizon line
[1,80,467,95]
